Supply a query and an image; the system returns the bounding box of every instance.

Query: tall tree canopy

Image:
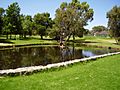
[54,0,94,41]
[0,8,5,35]
[33,12,53,39]
[5,2,22,39]
[107,6,120,43]
[21,15,33,38]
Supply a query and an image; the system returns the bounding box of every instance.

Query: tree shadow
[67,39,98,44]
[0,39,14,44]
[84,41,99,43]
[113,43,120,45]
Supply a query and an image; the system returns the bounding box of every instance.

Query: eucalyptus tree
[6,2,21,39]
[107,6,120,43]
[0,8,5,35]
[33,12,53,39]
[55,0,94,41]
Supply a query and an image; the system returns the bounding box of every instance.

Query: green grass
[0,35,120,49]
[0,54,120,90]
[82,36,120,48]
[10,39,58,45]
[0,35,58,46]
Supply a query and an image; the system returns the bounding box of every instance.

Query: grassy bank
[0,35,58,46]
[83,36,120,49]
[0,54,120,90]
[0,36,120,50]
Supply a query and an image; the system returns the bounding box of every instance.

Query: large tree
[0,8,5,35]
[107,6,120,43]
[6,2,22,39]
[22,15,33,38]
[34,13,53,39]
[54,0,94,42]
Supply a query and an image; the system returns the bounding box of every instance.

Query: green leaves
[54,0,94,41]
[5,2,21,38]
[0,8,5,34]
[33,13,53,39]
[0,8,5,16]
[107,6,120,43]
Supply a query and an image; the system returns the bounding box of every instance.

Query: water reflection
[0,45,118,70]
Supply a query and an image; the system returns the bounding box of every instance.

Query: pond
[0,45,118,70]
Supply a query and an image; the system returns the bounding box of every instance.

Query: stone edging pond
[0,52,120,76]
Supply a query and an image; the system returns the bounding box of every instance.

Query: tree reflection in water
[0,45,118,70]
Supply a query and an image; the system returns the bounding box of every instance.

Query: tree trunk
[24,34,26,38]
[73,33,75,42]
[10,33,12,39]
[72,42,75,58]
[6,34,8,39]
[14,34,16,40]
[24,32,26,38]
[41,35,43,39]
[19,34,21,39]
[67,34,72,41]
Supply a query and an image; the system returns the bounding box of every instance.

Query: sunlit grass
[0,35,120,49]
[0,54,120,90]
[83,36,120,48]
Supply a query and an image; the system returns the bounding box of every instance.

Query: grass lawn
[0,35,58,46]
[0,54,120,90]
[0,35,120,49]
[83,36,120,48]
[10,38,58,45]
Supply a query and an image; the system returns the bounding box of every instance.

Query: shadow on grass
[67,39,98,44]
[84,41,99,43]
[18,37,55,41]
[113,43,120,45]
[0,39,14,44]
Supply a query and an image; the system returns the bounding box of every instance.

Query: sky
[0,0,120,30]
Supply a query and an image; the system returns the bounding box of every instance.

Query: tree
[22,15,33,38]
[107,6,120,43]
[91,25,108,35]
[6,2,21,39]
[49,24,60,40]
[54,0,94,42]
[33,13,53,39]
[0,8,5,35]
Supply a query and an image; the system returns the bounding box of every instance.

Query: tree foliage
[107,6,120,43]
[5,2,22,39]
[54,0,94,41]
[21,15,33,38]
[91,25,108,34]
[0,8,5,35]
[33,13,53,39]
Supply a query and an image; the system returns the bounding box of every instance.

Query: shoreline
[0,52,120,76]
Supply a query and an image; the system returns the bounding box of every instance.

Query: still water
[0,45,118,70]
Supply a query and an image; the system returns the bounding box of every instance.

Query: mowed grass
[0,35,58,46]
[0,54,120,90]
[0,35,120,49]
[82,36,120,48]
[10,38,58,45]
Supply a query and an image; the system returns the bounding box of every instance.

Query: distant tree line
[1,0,119,44]
[0,0,94,41]
[90,25,108,37]
[0,2,53,40]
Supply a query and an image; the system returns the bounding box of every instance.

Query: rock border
[0,52,120,76]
